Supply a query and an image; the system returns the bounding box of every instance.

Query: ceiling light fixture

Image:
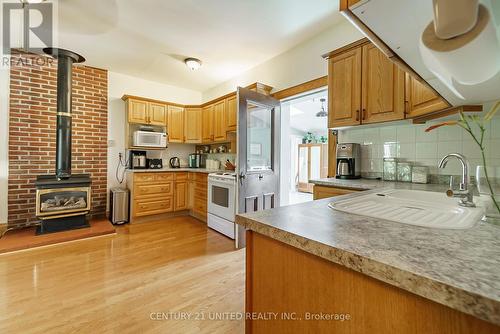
[184,58,202,71]
[316,98,328,117]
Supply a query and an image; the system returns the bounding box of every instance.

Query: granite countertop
[235,189,500,326]
[126,168,226,174]
[309,177,450,192]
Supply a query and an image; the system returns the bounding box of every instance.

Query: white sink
[328,189,485,229]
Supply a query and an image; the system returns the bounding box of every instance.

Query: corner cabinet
[225,95,237,132]
[405,74,449,117]
[325,39,450,128]
[167,105,185,143]
[213,100,227,142]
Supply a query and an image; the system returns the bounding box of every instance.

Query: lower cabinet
[128,171,208,222]
[313,185,359,200]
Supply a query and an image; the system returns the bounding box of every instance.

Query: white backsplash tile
[338,117,500,176]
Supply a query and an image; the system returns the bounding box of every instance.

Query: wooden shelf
[411,105,483,124]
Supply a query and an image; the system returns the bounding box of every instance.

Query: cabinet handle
[362,108,366,120]
[355,110,360,121]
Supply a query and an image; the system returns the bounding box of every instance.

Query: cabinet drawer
[174,172,188,181]
[134,173,156,183]
[194,173,208,183]
[134,182,173,197]
[155,173,174,182]
[134,198,173,216]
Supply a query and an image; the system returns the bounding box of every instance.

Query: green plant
[426,102,500,215]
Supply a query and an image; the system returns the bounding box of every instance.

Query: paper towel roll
[420,4,500,86]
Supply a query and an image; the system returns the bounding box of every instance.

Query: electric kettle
[169,157,180,168]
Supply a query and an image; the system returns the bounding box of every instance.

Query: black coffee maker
[336,143,361,179]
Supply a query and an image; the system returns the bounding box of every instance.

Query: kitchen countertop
[235,189,500,326]
[126,168,227,174]
[309,177,451,192]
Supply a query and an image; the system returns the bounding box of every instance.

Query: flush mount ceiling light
[316,98,328,118]
[184,58,202,71]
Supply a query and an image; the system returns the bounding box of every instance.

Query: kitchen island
[236,190,500,333]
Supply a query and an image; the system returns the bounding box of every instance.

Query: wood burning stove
[34,48,91,235]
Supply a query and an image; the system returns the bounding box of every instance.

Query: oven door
[208,178,236,222]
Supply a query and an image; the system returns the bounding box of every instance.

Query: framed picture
[250,143,262,156]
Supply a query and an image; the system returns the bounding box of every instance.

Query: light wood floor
[0,216,245,334]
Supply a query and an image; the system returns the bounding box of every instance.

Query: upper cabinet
[202,104,214,143]
[213,100,226,142]
[167,105,184,143]
[328,47,362,128]
[126,98,167,126]
[405,74,449,118]
[184,107,202,144]
[361,43,405,124]
[325,39,451,128]
[225,95,237,132]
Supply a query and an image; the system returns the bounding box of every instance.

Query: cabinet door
[174,181,188,211]
[361,44,405,124]
[328,47,362,128]
[184,107,202,143]
[225,95,237,132]
[168,105,185,143]
[149,102,167,126]
[127,99,149,124]
[405,74,449,117]
[202,104,214,143]
[213,100,226,142]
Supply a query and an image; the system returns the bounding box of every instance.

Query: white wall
[107,71,202,193]
[0,68,9,225]
[202,19,363,102]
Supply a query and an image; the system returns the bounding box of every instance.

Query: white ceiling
[57,0,342,92]
[287,89,328,135]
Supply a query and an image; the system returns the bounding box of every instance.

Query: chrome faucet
[438,153,475,207]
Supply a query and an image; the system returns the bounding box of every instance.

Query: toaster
[148,158,163,169]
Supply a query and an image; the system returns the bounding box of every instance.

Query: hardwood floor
[0,216,245,334]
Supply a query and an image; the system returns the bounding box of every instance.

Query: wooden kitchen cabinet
[225,95,237,132]
[190,172,208,222]
[361,43,405,124]
[184,107,202,143]
[405,73,449,117]
[174,172,188,211]
[326,40,449,128]
[328,47,362,128]
[202,104,214,143]
[213,100,226,142]
[126,98,167,126]
[127,99,149,124]
[313,185,359,200]
[168,105,185,143]
[149,102,168,126]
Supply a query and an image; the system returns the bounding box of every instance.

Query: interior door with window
[236,87,280,248]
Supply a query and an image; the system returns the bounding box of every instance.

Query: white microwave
[133,131,167,148]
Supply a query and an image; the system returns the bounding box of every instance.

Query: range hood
[346,0,500,106]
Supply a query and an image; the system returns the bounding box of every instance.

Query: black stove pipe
[43,48,85,180]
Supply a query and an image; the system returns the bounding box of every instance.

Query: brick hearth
[8,51,108,227]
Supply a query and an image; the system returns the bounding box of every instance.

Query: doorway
[280,89,328,206]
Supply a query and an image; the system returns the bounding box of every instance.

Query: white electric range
[207,172,237,239]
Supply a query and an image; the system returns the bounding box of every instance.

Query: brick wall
[8,52,108,227]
